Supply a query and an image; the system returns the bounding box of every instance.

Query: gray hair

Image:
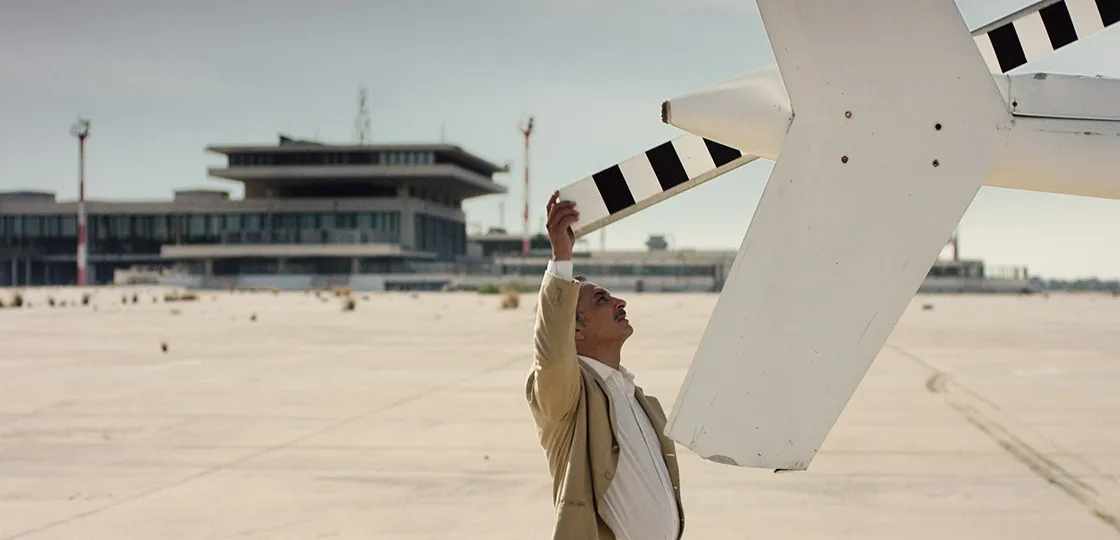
[574,274,587,325]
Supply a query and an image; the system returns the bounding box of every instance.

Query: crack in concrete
[886,343,1120,535]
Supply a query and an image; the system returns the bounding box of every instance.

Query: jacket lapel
[634,389,684,510]
[580,360,618,431]
[584,363,685,539]
[633,388,670,451]
[635,390,667,429]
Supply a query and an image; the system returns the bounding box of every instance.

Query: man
[525,191,685,540]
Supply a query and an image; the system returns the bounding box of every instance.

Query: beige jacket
[525,271,685,540]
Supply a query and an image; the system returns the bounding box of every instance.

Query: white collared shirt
[546,260,681,540]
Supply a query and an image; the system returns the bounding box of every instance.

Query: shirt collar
[578,355,635,382]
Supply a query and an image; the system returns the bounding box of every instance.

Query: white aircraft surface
[556,0,1120,471]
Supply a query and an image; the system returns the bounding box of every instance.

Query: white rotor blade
[557,134,756,238]
[971,0,1120,73]
[664,0,1013,470]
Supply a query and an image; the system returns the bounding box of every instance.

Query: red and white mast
[519,117,534,255]
[71,117,90,287]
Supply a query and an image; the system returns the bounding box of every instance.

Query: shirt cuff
[546,259,574,281]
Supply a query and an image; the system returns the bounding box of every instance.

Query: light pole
[70,117,90,286]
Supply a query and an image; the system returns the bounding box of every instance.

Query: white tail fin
[664,0,1013,471]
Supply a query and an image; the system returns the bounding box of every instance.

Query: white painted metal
[661,65,791,160]
[973,34,1003,75]
[563,73,1119,237]
[985,73,1120,199]
[557,176,613,236]
[617,151,666,204]
[969,0,1117,74]
[1067,0,1107,37]
[1015,11,1055,63]
[555,0,1119,239]
[557,134,756,238]
[968,0,1064,36]
[991,115,1120,200]
[1006,73,1120,121]
[671,134,722,181]
[663,0,1013,470]
[545,0,1118,472]
[665,70,1120,155]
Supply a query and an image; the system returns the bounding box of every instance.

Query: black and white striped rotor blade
[971,0,1119,73]
[557,134,757,238]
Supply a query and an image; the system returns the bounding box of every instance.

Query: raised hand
[545,191,578,260]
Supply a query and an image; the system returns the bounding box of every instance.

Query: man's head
[573,275,633,350]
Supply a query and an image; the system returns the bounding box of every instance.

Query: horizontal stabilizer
[972,0,1119,73]
[557,134,757,237]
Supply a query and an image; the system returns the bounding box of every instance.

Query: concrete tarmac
[1,286,1118,539]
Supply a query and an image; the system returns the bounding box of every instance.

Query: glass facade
[0,211,402,256]
[0,208,474,286]
[414,213,466,260]
[228,150,435,167]
[1,138,500,287]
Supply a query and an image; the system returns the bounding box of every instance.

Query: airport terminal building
[1,134,1037,293]
[0,135,506,288]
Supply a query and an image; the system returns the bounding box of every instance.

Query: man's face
[575,281,633,345]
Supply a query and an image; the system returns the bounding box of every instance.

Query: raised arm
[527,193,582,422]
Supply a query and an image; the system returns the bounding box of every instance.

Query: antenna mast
[70,117,90,286]
[355,85,372,144]
[519,116,534,254]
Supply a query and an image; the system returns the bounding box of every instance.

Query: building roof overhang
[205,141,509,176]
[207,164,507,199]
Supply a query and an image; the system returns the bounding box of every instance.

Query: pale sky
[1,0,1118,280]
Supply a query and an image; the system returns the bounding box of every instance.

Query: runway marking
[887,343,1120,534]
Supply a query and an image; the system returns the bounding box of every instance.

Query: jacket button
[612,444,619,453]
[605,471,614,480]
